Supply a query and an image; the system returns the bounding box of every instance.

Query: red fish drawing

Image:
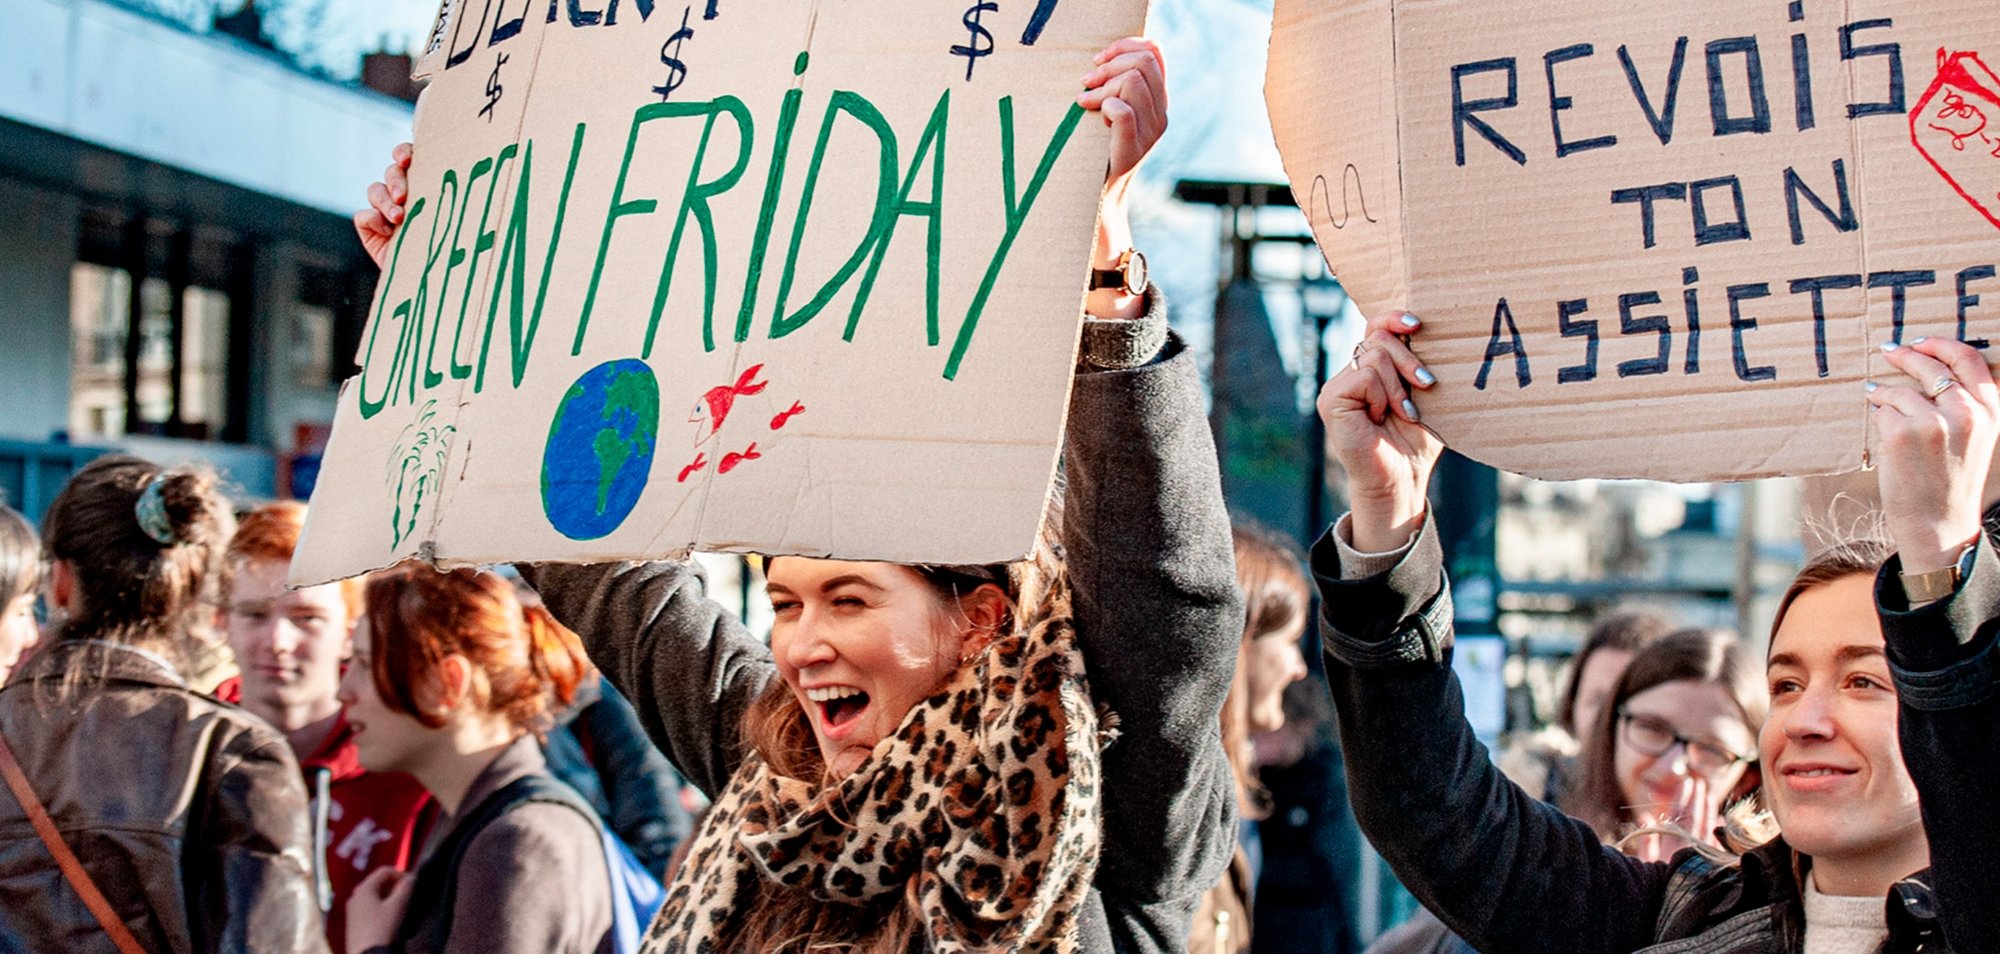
[719,443,762,475]
[689,365,768,445]
[677,453,708,484]
[770,402,807,430]
[1911,48,2000,230]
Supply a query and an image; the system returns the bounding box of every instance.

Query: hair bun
[149,469,229,551]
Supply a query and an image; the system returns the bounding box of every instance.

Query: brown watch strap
[0,732,148,954]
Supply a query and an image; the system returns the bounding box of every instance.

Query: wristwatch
[1089,249,1150,297]
[1900,541,1979,604]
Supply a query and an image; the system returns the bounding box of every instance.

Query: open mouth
[807,685,870,734]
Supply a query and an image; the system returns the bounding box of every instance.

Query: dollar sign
[653,6,696,101]
[479,52,509,122]
[950,2,997,82]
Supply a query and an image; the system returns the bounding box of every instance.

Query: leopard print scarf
[643,609,1104,953]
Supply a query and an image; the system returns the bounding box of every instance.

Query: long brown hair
[724,528,1072,954]
[1220,522,1309,819]
[1556,609,1673,734]
[41,455,234,674]
[1561,628,1767,840]
[363,565,589,734]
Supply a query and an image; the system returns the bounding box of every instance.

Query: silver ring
[1350,342,1369,371]
[1929,375,1959,399]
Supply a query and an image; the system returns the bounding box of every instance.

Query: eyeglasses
[1617,708,1754,776]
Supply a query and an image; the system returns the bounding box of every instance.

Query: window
[68,262,238,442]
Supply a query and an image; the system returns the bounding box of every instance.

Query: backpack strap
[0,731,149,954]
[397,773,605,950]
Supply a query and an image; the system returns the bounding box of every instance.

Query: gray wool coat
[522,292,1243,954]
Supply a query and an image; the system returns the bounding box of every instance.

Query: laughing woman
[355,37,1239,954]
[1316,313,2000,952]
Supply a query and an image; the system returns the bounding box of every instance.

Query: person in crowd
[217,501,438,953]
[339,566,611,954]
[1561,627,1765,860]
[1370,626,1762,954]
[0,456,325,950]
[0,503,43,681]
[1193,522,1312,954]
[357,36,1241,953]
[515,582,692,880]
[1318,314,1998,951]
[542,673,693,880]
[1498,609,1673,801]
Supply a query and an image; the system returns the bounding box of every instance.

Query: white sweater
[1803,881,1888,954]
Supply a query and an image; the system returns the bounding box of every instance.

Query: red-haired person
[217,502,438,953]
[339,566,612,954]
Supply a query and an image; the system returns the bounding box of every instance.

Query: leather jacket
[0,640,328,953]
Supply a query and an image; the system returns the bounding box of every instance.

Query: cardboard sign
[1269,0,2000,482]
[292,0,1145,586]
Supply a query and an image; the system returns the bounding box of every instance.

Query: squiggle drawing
[387,400,456,550]
[1309,164,1379,231]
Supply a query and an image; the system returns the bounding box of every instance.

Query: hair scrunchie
[134,476,178,546]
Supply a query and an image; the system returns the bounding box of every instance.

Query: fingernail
[1401,399,1421,422]
[1399,314,1420,329]
[1881,340,1900,352]
[1414,367,1437,387]
[1080,72,1097,87]
[1865,381,1879,393]
[1912,336,1930,345]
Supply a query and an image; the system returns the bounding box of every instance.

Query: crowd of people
[0,33,1992,954]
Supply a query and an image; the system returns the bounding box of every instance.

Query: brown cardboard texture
[293,0,1146,586]
[1269,0,2000,483]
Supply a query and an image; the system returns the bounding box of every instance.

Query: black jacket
[0,640,327,953]
[1314,517,1997,953]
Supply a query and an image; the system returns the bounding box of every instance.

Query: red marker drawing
[689,364,769,445]
[770,402,807,430]
[1910,48,2000,230]
[719,443,762,474]
[677,453,708,484]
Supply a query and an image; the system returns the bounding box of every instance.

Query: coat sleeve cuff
[1878,539,2000,711]
[1078,289,1170,370]
[1311,513,1453,669]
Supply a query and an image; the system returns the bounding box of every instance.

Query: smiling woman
[1314,311,2000,952]
[756,560,1020,781]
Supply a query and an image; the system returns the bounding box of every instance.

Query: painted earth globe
[541,359,661,540]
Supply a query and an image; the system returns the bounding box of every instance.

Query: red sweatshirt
[215,678,439,953]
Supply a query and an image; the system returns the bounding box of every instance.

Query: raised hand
[1079,37,1166,322]
[353,142,413,271]
[1868,337,2000,574]
[1318,311,1442,552]
[1080,37,1168,194]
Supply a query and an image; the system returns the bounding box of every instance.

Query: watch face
[1126,251,1149,294]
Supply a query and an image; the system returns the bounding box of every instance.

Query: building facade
[0,0,413,519]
